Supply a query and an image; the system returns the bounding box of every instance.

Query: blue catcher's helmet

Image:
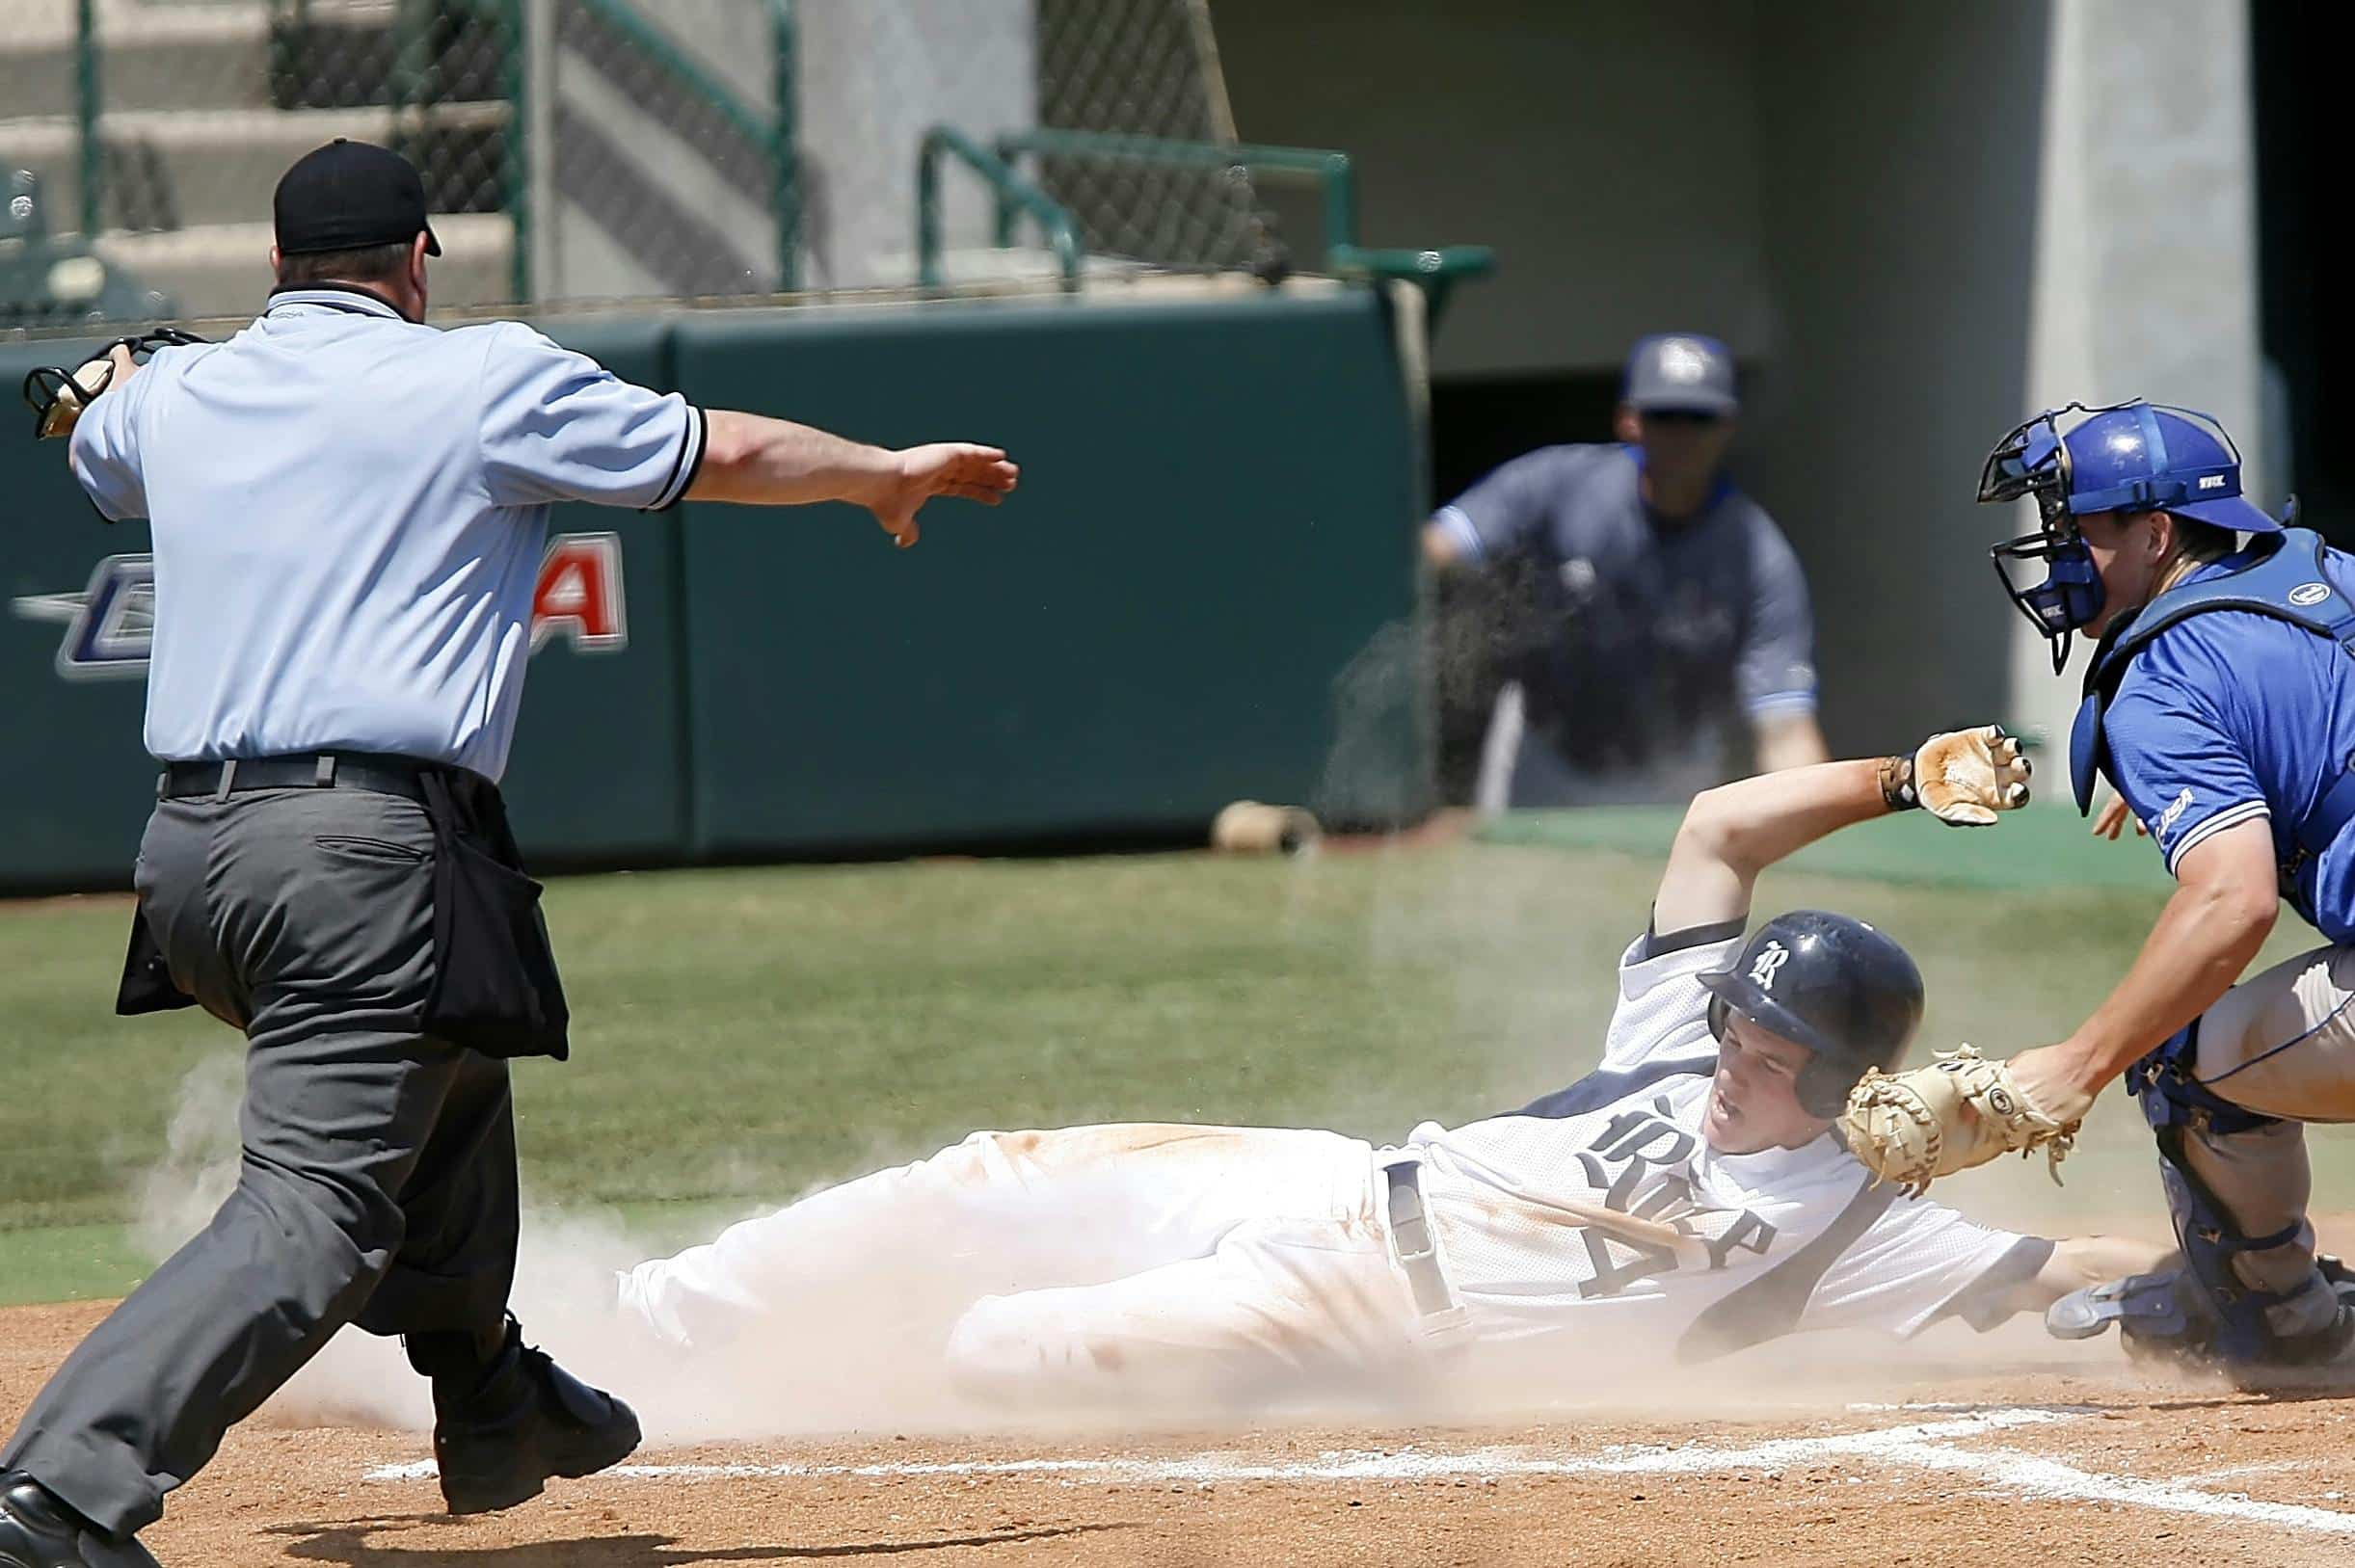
[1977,400,2286,669]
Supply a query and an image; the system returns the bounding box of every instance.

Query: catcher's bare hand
[1837,1044,2083,1196]
[2092,791,2148,840]
[869,444,1019,548]
[1912,724,2032,827]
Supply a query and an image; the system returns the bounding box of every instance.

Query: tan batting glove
[1879,724,2032,827]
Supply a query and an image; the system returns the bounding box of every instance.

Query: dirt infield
[12,1301,2355,1565]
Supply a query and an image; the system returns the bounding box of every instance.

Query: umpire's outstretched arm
[688,410,1018,549]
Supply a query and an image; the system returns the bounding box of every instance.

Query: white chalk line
[364,1405,2355,1538]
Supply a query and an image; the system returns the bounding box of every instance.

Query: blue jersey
[1433,444,1816,791]
[2100,545,2355,940]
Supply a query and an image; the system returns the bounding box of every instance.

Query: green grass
[6,836,2353,1306]
[1480,798,2179,891]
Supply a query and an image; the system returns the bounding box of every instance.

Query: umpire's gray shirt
[68,286,706,780]
[1434,443,1817,795]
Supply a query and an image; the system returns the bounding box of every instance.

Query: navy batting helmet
[1698,911,1925,1118]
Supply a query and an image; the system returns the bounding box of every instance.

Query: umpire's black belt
[159,751,468,806]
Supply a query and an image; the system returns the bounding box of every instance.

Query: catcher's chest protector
[2071,530,2355,893]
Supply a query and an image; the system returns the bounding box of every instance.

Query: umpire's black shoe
[0,1472,160,1568]
[432,1322,641,1516]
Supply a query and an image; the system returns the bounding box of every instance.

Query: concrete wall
[2005,0,2266,751]
[794,0,1036,290]
[530,0,790,301]
[1213,0,2264,758]
[1213,0,1774,380]
[1741,2,2051,753]
[529,0,1035,301]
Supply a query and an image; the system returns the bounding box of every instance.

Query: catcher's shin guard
[2047,1267,2209,1355]
[2049,1257,2355,1372]
[2071,1032,2355,1373]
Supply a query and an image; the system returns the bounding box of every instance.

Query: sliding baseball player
[613,730,2155,1407]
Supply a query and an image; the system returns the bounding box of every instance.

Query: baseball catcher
[606,731,2155,1409]
[1840,400,2355,1385]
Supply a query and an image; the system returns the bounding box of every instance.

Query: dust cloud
[130,1052,2135,1451]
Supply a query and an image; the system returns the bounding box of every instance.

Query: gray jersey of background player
[1422,334,1830,808]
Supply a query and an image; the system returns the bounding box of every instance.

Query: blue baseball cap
[1623,333,1737,415]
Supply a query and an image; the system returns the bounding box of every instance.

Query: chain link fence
[1033,0,1277,276]
[2,1,524,324]
[3,0,1294,328]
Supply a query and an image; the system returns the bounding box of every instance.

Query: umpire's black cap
[274,138,442,256]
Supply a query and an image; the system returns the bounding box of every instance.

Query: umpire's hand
[866,443,1021,548]
[686,412,1018,541]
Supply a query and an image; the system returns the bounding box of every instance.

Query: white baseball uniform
[616,923,2045,1405]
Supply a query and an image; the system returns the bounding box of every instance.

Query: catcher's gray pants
[2169,941,2355,1337]
[1,786,519,1540]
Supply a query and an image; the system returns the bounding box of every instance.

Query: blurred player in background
[1423,333,1829,810]
[610,727,2157,1411]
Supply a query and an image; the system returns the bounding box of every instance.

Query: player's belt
[1381,1157,1461,1320]
[158,751,457,805]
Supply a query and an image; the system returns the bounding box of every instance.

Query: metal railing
[73,0,99,238]
[982,127,1496,320]
[917,125,1084,291]
[56,0,799,306]
[499,0,527,300]
[39,12,1479,323]
[564,0,798,295]
[996,130,1353,264]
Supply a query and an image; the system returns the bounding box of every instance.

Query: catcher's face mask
[21,328,206,445]
[1982,404,2110,673]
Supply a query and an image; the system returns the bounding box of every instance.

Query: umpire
[0,140,1016,1568]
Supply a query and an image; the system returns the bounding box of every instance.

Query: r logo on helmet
[1749,941,1790,991]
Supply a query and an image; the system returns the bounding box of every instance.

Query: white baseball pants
[615,1126,1442,1407]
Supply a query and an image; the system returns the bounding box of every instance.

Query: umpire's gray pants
[2,785,519,1539]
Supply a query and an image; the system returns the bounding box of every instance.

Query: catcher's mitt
[21,327,206,440]
[1838,1044,2081,1197]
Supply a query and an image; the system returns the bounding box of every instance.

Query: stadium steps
[96,214,516,322]
[0,0,514,320]
[0,2,272,120]
[3,103,510,236]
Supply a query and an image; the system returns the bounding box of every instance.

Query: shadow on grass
[266,1512,1140,1564]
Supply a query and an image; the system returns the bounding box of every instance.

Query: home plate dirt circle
[12,1299,2355,1565]
[362,1401,2355,1535]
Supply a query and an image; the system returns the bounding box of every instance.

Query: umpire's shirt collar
[264,284,410,322]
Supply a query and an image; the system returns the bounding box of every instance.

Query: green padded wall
[0,322,690,888]
[670,288,1426,856]
[0,336,161,890]
[0,285,1428,889]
